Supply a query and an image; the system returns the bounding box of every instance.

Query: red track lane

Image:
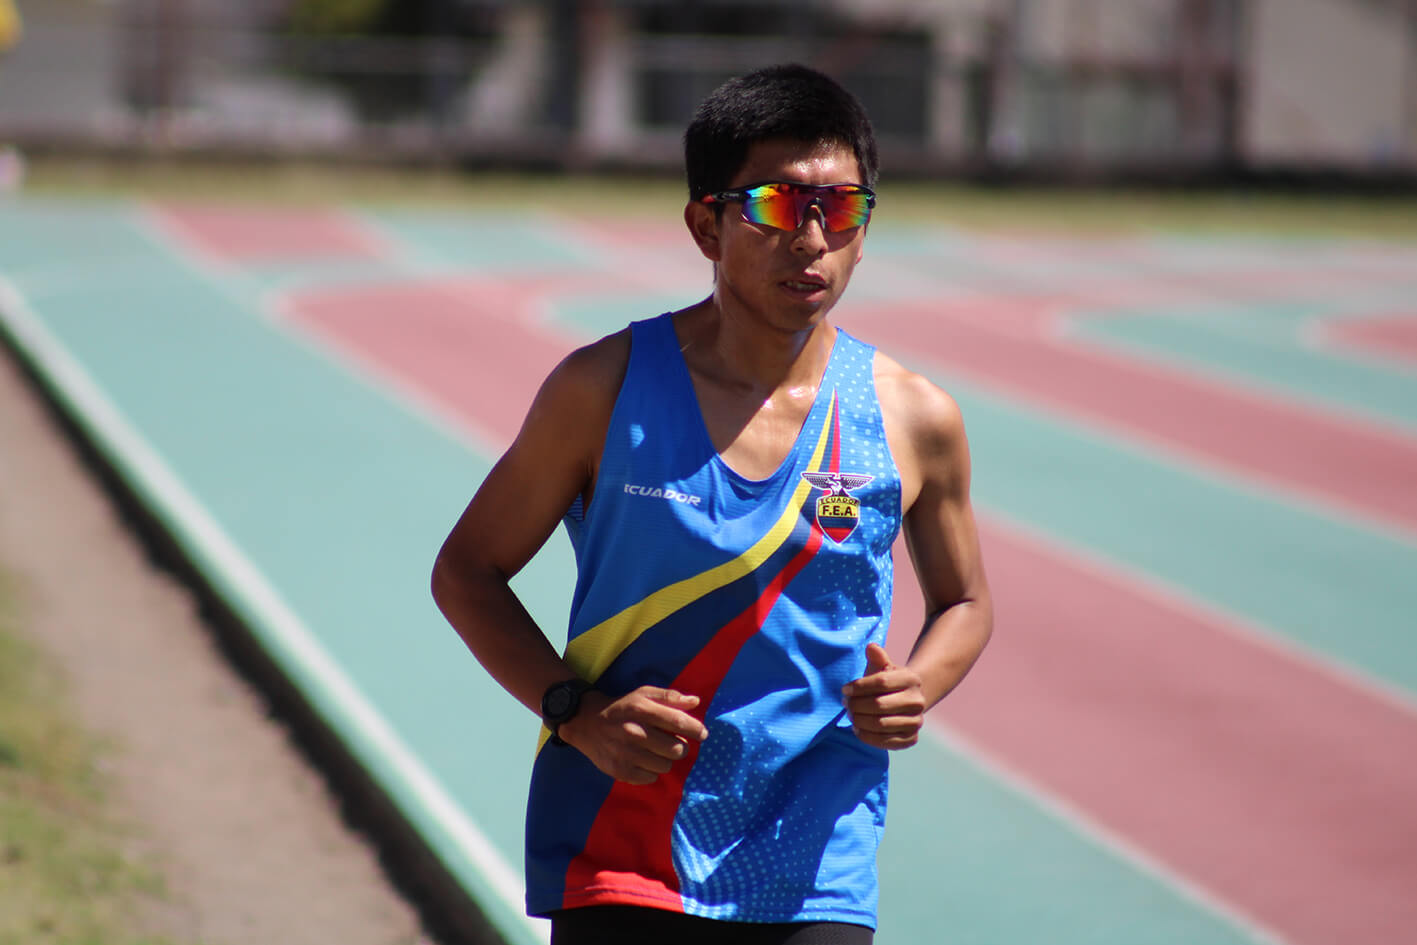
[554,217,689,250]
[280,278,583,446]
[281,285,1417,943]
[837,300,1417,534]
[885,519,1417,945]
[967,238,1414,301]
[152,205,387,261]
[1323,313,1417,365]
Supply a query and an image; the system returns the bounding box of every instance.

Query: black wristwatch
[541,678,593,746]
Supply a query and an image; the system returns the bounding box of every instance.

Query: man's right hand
[559,686,709,785]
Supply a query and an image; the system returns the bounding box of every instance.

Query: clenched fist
[842,643,927,749]
[559,686,710,784]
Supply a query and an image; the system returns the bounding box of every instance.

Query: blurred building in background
[0,0,1412,180]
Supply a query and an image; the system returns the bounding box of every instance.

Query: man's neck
[676,298,836,397]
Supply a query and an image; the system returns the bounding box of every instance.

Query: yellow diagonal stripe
[566,396,834,682]
[537,394,836,751]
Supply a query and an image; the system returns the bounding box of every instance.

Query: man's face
[688,137,868,333]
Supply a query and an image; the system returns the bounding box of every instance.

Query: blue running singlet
[525,312,903,927]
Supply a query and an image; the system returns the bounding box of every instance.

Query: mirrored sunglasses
[701,181,876,233]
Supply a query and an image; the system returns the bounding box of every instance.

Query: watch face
[545,687,573,718]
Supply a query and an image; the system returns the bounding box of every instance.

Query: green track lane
[878,738,1274,945]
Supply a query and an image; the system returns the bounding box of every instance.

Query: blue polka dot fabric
[526,313,901,928]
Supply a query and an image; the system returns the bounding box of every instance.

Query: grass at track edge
[19,156,1417,239]
[0,572,192,945]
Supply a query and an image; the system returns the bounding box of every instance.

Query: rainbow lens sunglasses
[700,181,876,232]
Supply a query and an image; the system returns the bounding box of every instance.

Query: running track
[2,197,1414,945]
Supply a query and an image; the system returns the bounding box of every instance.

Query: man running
[433,63,993,945]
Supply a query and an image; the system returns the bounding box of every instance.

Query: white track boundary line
[0,276,548,945]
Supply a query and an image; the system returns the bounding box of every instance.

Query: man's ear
[685,201,722,262]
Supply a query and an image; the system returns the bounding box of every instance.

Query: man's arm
[842,361,993,749]
[431,333,706,783]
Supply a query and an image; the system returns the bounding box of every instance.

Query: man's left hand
[842,643,927,749]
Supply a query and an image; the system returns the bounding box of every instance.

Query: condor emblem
[801,471,874,543]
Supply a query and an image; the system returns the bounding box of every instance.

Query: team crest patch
[801,471,874,543]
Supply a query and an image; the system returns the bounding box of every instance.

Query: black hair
[683,64,879,201]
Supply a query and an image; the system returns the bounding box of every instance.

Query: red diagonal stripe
[561,524,826,910]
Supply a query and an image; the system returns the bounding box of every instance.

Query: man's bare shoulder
[525,328,632,429]
[872,349,966,459]
[549,328,632,398]
[492,327,632,517]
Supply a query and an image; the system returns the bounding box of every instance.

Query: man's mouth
[783,276,827,292]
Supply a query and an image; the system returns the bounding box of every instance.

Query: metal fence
[2,0,1410,179]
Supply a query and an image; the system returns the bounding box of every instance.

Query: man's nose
[793,200,829,250]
